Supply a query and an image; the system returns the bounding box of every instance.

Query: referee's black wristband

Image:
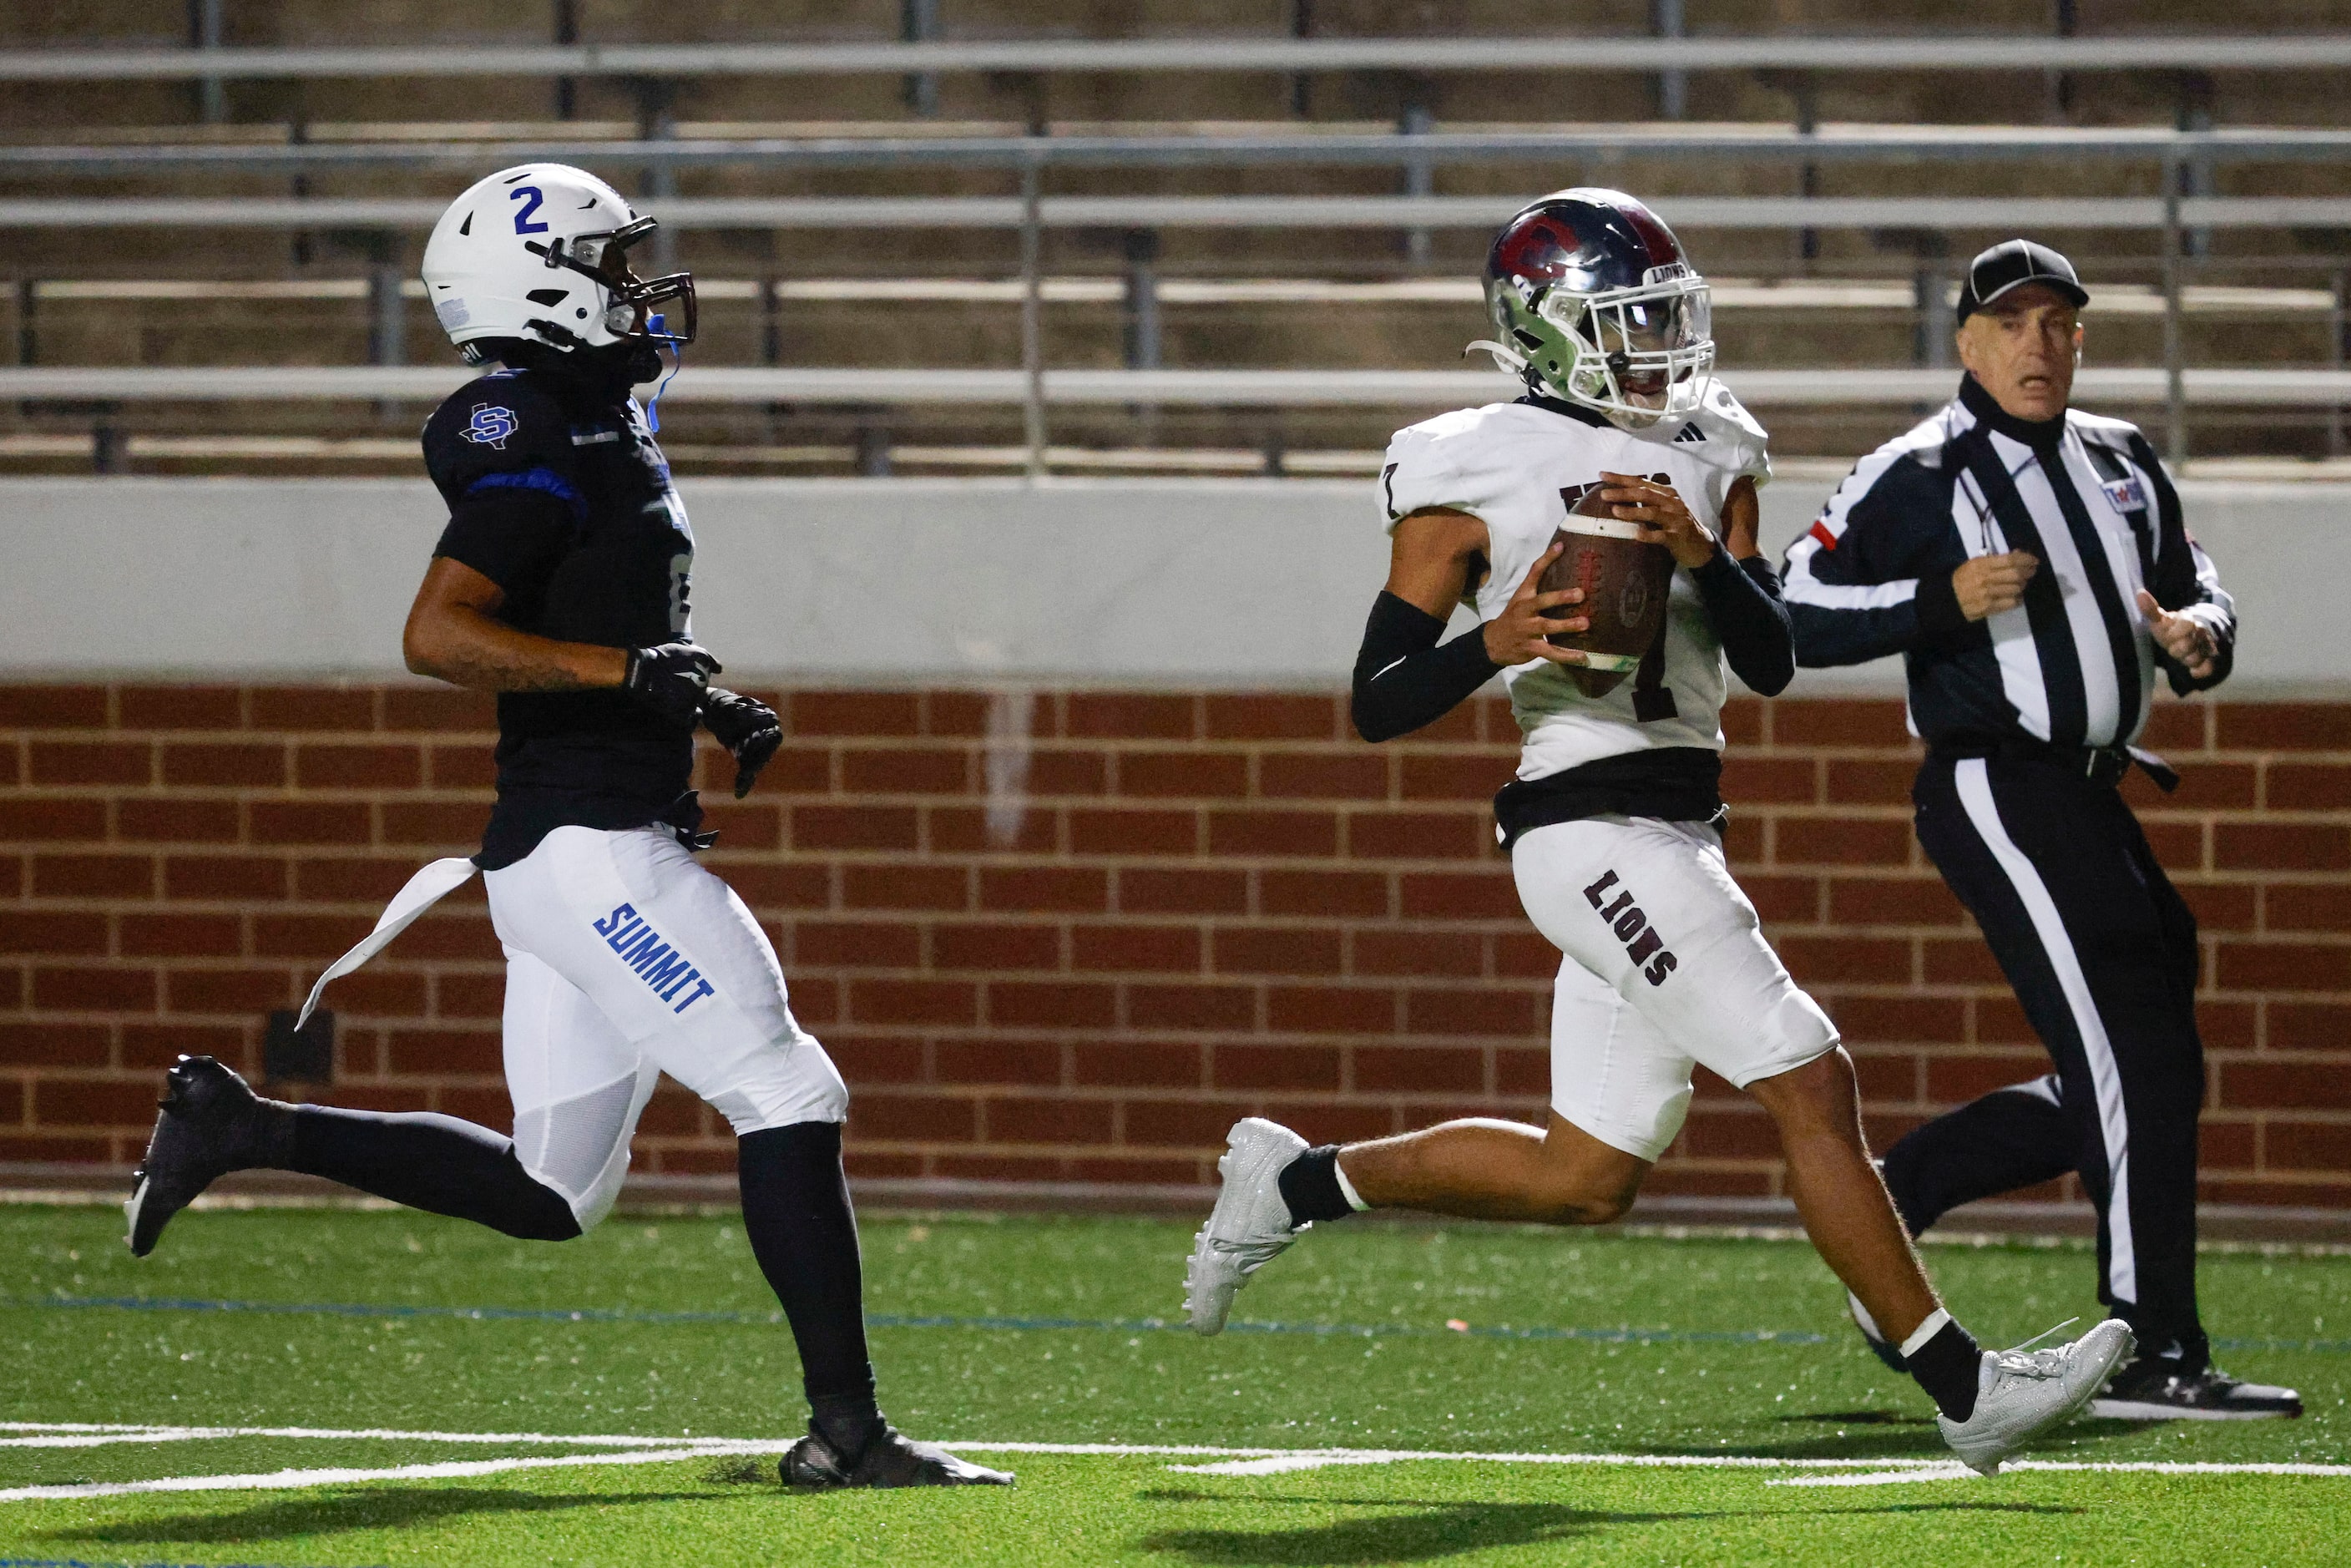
[1914,567,1971,649]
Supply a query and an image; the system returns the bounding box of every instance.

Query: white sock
[1899,1307,1954,1361]
[1332,1159,1371,1213]
[1848,1290,1884,1342]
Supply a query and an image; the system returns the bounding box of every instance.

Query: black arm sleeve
[1690,551,1796,697]
[1350,591,1503,743]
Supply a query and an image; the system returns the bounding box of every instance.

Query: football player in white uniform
[1182,190,2130,1474]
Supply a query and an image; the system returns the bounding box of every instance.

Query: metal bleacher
[4,15,2350,478]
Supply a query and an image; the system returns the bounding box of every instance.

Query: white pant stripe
[1954,759,2136,1303]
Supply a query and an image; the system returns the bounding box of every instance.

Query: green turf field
[1,1203,2344,1566]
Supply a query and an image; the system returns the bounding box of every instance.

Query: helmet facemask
[1540,266,1712,427]
[1477,258,1716,432]
[523,215,697,347]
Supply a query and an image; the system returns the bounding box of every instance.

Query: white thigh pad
[1547,952,1694,1161]
[499,948,655,1231]
[1514,817,1836,1094]
[488,827,848,1134]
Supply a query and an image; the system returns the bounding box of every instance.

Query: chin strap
[523,316,590,353]
[1464,337,1530,377]
[645,313,685,432]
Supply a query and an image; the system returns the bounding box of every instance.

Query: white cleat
[1183,1118,1308,1336]
[1938,1318,2136,1475]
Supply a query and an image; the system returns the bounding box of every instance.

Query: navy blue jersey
[421,367,698,867]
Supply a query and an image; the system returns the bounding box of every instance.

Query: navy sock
[737,1121,882,1454]
[1905,1318,1983,1423]
[1277,1146,1355,1227]
[286,1105,579,1242]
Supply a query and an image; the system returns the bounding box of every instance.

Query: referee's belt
[1933,734,2180,794]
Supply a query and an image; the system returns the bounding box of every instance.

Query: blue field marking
[8,1291,1821,1346]
[12,1292,2349,1354]
[17,1292,760,1328]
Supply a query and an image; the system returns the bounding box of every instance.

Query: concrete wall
[4,479,2345,1203]
[6,477,2346,692]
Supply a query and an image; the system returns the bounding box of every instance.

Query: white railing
[8,109,2347,467]
[8,126,2351,177]
[6,366,2346,407]
[4,34,2349,82]
[7,194,2348,232]
[14,276,2333,315]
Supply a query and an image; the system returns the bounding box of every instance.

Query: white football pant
[484,824,847,1230]
[1512,815,1838,1162]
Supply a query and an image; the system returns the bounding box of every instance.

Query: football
[1540,474,1677,697]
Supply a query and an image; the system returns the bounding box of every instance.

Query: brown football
[1540,475,1676,698]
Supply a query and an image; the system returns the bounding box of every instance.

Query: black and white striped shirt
[1780,376,2233,749]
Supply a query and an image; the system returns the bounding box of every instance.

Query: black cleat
[781,1424,1014,1490]
[2090,1358,2303,1421]
[124,1055,281,1258]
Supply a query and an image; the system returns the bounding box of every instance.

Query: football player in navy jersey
[123,164,1009,1490]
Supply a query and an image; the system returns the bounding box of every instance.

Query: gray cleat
[1183,1117,1308,1336]
[1938,1318,2135,1475]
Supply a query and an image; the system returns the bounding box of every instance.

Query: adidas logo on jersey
[594,902,717,1014]
[1671,422,1706,444]
[1582,869,1679,986]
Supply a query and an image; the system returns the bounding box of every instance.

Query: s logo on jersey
[594,902,716,1014]
[460,404,519,449]
[1583,869,1678,986]
[2100,474,2148,514]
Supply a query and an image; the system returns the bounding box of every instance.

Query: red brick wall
[1,683,2345,1207]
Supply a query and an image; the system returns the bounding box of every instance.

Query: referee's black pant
[1882,752,2207,1368]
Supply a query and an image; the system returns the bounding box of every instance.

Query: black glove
[700,687,783,799]
[622,642,720,723]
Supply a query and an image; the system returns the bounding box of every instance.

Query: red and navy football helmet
[1472,188,1714,428]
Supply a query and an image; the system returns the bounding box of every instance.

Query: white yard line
[1771,1464,1980,1487]
[1170,1454,1428,1477]
[1145,1447,1948,1474]
[1773,1458,2351,1488]
[0,1421,749,1449]
[1,1425,2346,1502]
[0,1443,784,1504]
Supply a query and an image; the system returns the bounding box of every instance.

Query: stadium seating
[2,4,2348,474]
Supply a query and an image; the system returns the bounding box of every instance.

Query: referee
[1781,239,2299,1419]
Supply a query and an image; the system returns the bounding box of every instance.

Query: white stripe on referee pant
[1953,758,2137,1306]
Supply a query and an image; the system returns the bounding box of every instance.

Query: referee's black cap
[1955,239,2090,323]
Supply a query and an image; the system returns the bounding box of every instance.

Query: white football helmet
[420,163,695,357]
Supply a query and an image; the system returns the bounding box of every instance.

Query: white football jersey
[1378,383,1772,781]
